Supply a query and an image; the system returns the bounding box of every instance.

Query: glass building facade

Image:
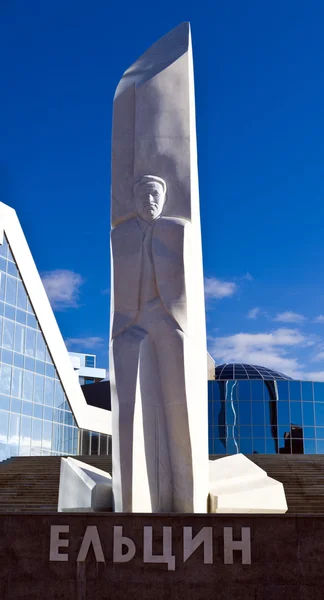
[0,234,79,460]
[208,376,324,455]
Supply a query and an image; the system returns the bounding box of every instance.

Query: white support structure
[0,201,111,435]
[58,457,113,512]
[209,454,288,514]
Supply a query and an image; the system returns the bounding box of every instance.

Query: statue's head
[133,175,167,222]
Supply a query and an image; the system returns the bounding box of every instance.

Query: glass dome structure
[215,363,293,381]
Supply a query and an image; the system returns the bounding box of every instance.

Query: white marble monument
[110,22,209,513]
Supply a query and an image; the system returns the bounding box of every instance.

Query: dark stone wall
[0,513,323,599]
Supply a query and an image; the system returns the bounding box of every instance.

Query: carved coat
[111,216,191,337]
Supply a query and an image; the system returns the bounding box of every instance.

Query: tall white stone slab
[110,23,208,513]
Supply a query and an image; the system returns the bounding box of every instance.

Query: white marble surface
[58,457,112,512]
[110,23,208,513]
[209,454,288,514]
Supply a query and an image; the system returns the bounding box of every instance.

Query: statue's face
[134,181,165,222]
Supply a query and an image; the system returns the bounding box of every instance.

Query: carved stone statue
[110,23,208,513]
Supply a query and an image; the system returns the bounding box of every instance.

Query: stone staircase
[0,453,324,513]
[250,453,324,514]
[0,455,112,513]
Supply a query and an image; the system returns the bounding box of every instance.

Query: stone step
[1,454,324,514]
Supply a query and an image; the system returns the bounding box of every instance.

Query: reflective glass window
[221,370,233,380]
[20,416,31,446]
[239,425,252,438]
[54,382,64,407]
[8,413,20,444]
[215,381,223,401]
[43,406,53,422]
[17,280,27,310]
[315,402,324,425]
[46,363,55,378]
[35,360,45,375]
[304,427,315,438]
[277,381,289,401]
[291,425,303,439]
[0,410,9,442]
[239,439,253,453]
[289,381,301,401]
[16,309,26,325]
[42,421,52,449]
[36,331,46,361]
[44,378,54,406]
[22,371,34,401]
[25,356,35,372]
[7,261,18,277]
[266,437,278,453]
[27,313,37,329]
[25,328,36,357]
[302,381,313,401]
[0,273,5,301]
[304,440,316,453]
[21,401,32,416]
[239,401,251,425]
[314,383,324,402]
[80,430,90,455]
[91,432,99,455]
[85,355,95,368]
[100,435,108,455]
[11,368,23,398]
[10,398,21,413]
[316,428,324,439]
[5,276,16,305]
[4,304,15,320]
[251,401,264,424]
[0,365,11,395]
[2,349,13,364]
[278,424,290,441]
[302,402,315,426]
[0,234,78,460]
[251,380,264,401]
[45,347,53,364]
[33,404,43,419]
[14,323,25,353]
[34,375,44,404]
[316,440,324,453]
[278,401,290,424]
[290,402,302,427]
[0,395,9,411]
[252,438,265,453]
[3,319,14,349]
[32,419,42,448]
[237,381,250,401]
[13,352,24,368]
[253,425,265,438]
[279,437,291,453]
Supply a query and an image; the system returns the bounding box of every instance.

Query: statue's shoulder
[111,217,138,240]
[154,216,191,232]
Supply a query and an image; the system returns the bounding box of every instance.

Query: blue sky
[2,1,324,379]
